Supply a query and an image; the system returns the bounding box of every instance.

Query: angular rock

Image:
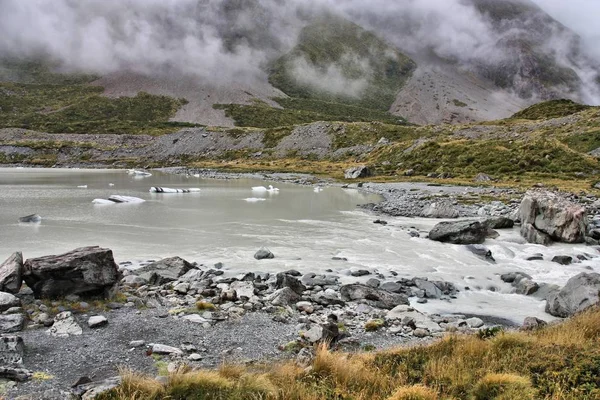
[413,328,429,338]
[546,273,600,317]
[303,325,323,343]
[230,281,255,300]
[23,246,119,299]
[0,252,23,294]
[466,317,484,328]
[420,202,459,219]
[18,214,41,223]
[78,377,122,400]
[379,282,403,293]
[87,316,108,328]
[151,344,183,356]
[254,247,275,260]
[515,279,539,296]
[474,173,492,182]
[173,282,190,294]
[0,314,25,334]
[181,314,209,324]
[0,292,21,312]
[521,223,552,245]
[465,244,495,262]
[344,165,371,179]
[0,335,24,364]
[520,191,587,244]
[386,305,442,332]
[429,220,487,244]
[268,287,300,307]
[47,312,82,337]
[120,275,147,288]
[483,216,515,229]
[340,284,408,309]
[413,279,443,299]
[296,301,314,314]
[521,317,547,331]
[178,269,204,282]
[0,366,32,382]
[275,273,306,295]
[135,257,194,286]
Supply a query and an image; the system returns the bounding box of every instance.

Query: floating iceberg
[150,187,200,193]
[92,195,146,204]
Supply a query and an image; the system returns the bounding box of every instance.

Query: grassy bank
[98,307,600,400]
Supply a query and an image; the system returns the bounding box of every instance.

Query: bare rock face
[344,165,371,179]
[23,246,120,299]
[0,252,23,294]
[546,273,600,317]
[520,191,586,244]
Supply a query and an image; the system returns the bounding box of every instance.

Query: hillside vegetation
[99,307,600,400]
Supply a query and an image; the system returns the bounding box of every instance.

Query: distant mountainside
[0,0,599,128]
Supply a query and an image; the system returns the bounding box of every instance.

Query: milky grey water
[1,168,598,322]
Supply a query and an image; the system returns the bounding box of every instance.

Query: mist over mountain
[0,0,599,125]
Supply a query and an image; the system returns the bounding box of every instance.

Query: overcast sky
[533,0,600,39]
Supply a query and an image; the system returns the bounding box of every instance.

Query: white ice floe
[244,198,267,202]
[314,187,323,193]
[252,185,279,193]
[150,187,201,193]
[77,185,87,188]
[92,195,145,204]
[127,169,152,177]
[109,183,115,187]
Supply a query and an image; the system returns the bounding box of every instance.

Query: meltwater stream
[1,168,598,323]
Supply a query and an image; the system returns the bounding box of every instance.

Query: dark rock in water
[520,191,586,244]
[373,219,388,225]
[275,272,306,295]
[254,248,275,260]
[340,284,409,309]
[521,316,547,331]
[413,278,442,298]
[23,246,120,299]
[515,279,539,295]
[0,252,23,294]
[500,272,532,284]
[546,273,600,317]
[551,255,573,265]
[466,244,495,262]
[332,256,348,261]
[344,165,371,179]
[589,229,600,240]
[18,214,41,223]
[135,257,194,285]
[531,283,561,301]
[483,216,514,229]
[429,220,487,244]
[526,253,544,261]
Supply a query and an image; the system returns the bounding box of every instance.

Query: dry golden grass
[99,308,600,400]
[196,300,217,311]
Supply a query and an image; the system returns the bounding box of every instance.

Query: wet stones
[429,220,487,244]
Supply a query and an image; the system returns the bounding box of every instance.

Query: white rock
[151,344,183,355]
[173,282,190,294]
[303,325,323,343]
[230,281,255,299]
[87,316,108,328]
[386,305,443,333]
[129,340,145,348]
[296,301,314,314]
[0,292,20,312]
[188,353,203,361]
[466,317,484,328]
[181,314,209,324]
[47,312,82,337]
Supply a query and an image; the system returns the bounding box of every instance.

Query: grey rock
[120,275,147,287]
[521,223,552,245]
[0,366,32,382]
[350,269,370,277]
[466,317,484,328]
[303,325,323,343]
[483,216,514,229]
[0,314,25,334]
[47,312,82,337]
[521,317,547,331]
[87,315,108,328]
[268,287,300,307]
[474,173,492,182]
[366,278,380,288]
[275,273,306,295]
[340,284,409,309]
[254,247,275,260]
[230,281,255,300]
[413,279,442,299]
[129,340,145,348]
[178,269,204,282]
[379,282,403,293]
[295,301,314,314]
[0,252,23,294]
[429,220,487,244]
[188,353,203,361]
[526,253,544,261]
[23,246,120,299]
[500,272,532,284]
[515,279,540,296]
[173,282,190,294]
[552,255,573,265]
[413,328,429,338]
[520,191,587,244]
[0,292,21,312]
[0,335,24,364]
[344,165,371,179]
[465,244,495,262]
[151,344,183,355]
[18,214,41,223]
[546,273,600,317]
[420,202,459,218]
[135,257,194,285]
[79,377,122,400]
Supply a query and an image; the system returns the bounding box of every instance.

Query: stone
[428,220,487,244]
[465,244,495,262]
[380,282,403,293]
[526,254,544,261]
[0,314,25,334]
[254,248,275,260]
[268,287,300,307]
[129,340,145,348]
[521,223,552,245]
[551,255,573,265]
[151,344,183,356]
[0,292,21,312]
[420,202,460,218]
[178,269,204,282]
[515,279,539,296]
[23,246,120,299]
[173,282,190,294]
[230,281,255,300]
[120,275,148,288]
[135,257,195,285]
[79,377,122,400]
[521,317,547,331]
[275,273,306,295]
[182,314,209,324]
[188,353,203,361]
[350,269,370,277]
[303,325,323,343]
[483,217,514,229]
[413,279,442,299]
[546,273,600,317]
[474,173,492,182]
[520,191,587,244]
[0,252,23,294]
[0,335,24,364]
[386,305,442,332]
[413,328,429,338]
[0,366,32,382]
[87,316,108,328]
[47,312,82,337]
[18,214,41,223]
[340,284,409,309]
[466,317,484,328]
[366,278,380,288]
[296,301,314,314]
[344,165,371,179]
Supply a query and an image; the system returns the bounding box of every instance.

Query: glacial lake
[1,168,598,323]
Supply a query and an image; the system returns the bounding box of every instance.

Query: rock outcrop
[0,252,23,294]
[428,220,487,244]
[520,191,586,244]
[344,166,371,179]
[23,246,120,299]
[546,273,600,317]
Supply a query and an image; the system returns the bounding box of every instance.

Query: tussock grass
[100,307,600,400]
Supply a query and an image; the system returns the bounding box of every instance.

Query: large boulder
[0,252,23,294]
[428,220,487,244]
[520,191,586,244]
[23,247,119,299]
[344,165,371,179]
[340,284,409,309]
[275,272,306,295]
[0,292,21,312]
[546,273,600,317]
[420,202,460,218]
[135,257,194,285]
